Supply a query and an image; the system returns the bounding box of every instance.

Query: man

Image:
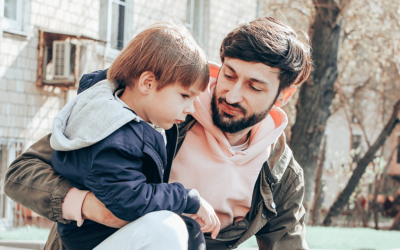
[5,17,312,250]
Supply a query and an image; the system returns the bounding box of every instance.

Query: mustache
[218,97,246,114]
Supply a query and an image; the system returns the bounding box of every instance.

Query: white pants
[94,211,188,250]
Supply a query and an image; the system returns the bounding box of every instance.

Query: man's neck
[223,126,253,147]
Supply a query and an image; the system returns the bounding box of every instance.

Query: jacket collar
[260,132,292,214]
[267,132,292,184]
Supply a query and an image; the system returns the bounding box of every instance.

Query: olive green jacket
[5,118,308,250]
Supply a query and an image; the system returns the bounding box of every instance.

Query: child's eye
[181,94,189,99]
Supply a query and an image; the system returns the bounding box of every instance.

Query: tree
[323,99,400,225]
[262,0,400,223]
[289,0,351,210]
[322,0,400,225]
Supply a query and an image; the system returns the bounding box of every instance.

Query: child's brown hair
[108,20,209,91]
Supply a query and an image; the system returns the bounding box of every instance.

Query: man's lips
[175,119,185,124]
[220,102,243,116]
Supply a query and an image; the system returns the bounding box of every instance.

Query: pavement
[0,240,45,250]
[0,241,399,250]
[0,247,32,250]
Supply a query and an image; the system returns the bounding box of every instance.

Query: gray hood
[50,79,140,151]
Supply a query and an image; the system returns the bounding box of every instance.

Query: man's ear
[137,71,157,95]
[274,85,297,108]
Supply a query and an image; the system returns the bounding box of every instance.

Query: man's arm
[82,192,128,228]
[4,134,126,228]
[4,134,73,224]
[255,171,309,250]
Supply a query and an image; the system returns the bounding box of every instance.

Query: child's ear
[137,71,156,95]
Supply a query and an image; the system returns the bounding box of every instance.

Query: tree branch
[323,99,400,226]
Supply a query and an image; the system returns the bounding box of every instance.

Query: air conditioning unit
[52,39,75,80]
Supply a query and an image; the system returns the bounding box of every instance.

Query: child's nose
[184,102,195,115]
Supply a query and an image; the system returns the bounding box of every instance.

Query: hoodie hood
[50,80,139,151]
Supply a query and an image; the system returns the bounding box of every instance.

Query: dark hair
[108,20,209,92]
[220,16,312,92]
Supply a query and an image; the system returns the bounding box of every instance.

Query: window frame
[185,0,195,31]
[0,138,24,228]
[106,0,126,51]
[1,0,23,31]
[185,0,204,45]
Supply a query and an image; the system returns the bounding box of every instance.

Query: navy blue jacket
[51,69,200,236]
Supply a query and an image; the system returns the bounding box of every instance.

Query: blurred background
[0,0,400,249]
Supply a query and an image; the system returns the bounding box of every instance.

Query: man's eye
[224,74,234,79]
[181,94,189,99]
[250,85,262,92]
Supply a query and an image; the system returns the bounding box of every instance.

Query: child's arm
[83,142,201,221]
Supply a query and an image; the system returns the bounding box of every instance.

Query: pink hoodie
[169,69,288,229]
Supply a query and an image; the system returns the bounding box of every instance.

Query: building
[0,0,261,228]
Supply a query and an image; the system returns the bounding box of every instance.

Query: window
[2,0,23,30]
[0,139,23,228]
[397,136,400,164]
[185,0,195,32]
[352,134,362,162]
[100,0,126,51]
[185,0,207,46]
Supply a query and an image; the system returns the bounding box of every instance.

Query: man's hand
[82,192,129,228]
[195,197,221,239]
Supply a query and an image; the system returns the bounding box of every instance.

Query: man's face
[211,58,281,134]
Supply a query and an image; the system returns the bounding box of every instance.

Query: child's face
[146,81,203,130]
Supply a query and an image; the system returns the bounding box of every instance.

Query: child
[49,20,220,250]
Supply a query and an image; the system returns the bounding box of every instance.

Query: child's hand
[196,197,221,239]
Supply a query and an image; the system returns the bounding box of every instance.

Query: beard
[211,88,275,134]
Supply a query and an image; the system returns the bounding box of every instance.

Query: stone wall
[0,0,259,150]
[0,0,102,148]
[207,0,257,63]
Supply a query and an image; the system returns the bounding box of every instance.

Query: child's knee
[140,211,188,242]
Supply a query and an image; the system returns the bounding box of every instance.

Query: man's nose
[225,82,243,104]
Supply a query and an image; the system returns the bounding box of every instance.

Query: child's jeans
[61,211,205,250]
